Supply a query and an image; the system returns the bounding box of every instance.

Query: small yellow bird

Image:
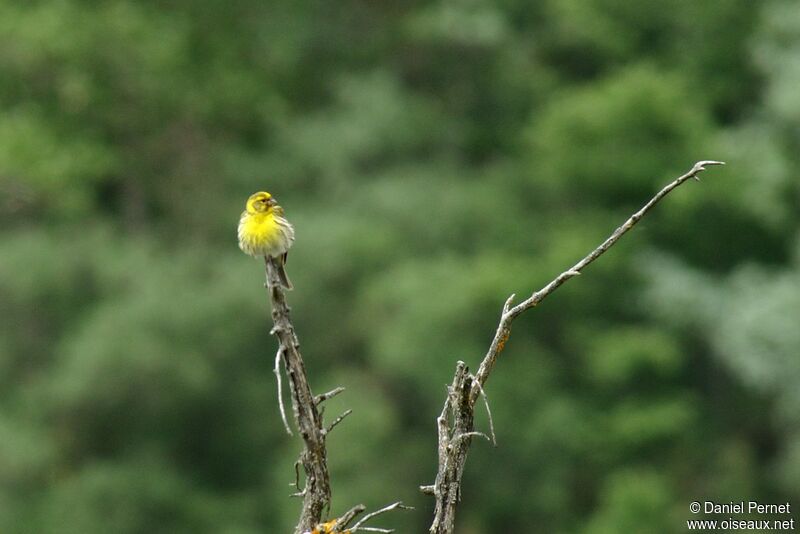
[238,191,295,289]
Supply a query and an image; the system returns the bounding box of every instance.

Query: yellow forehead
[248,191,272,202]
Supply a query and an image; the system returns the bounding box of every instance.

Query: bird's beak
[266,198,277,207]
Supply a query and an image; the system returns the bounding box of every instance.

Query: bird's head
[246,191,277,214]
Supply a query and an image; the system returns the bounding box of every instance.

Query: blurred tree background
[1,0,798,532]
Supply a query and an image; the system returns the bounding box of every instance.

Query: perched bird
[238,191,295,289]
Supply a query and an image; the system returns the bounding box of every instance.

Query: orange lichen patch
[310,519,350,534]
[496,330,510,353]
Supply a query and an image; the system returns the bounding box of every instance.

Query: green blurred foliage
[0,0,798,532]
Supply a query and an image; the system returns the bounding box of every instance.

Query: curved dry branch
[424,160,725,534]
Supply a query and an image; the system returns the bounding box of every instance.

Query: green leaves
[529,64,712,202]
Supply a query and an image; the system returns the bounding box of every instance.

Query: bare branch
[502,293,516,315]
[473,380,497,447]
[472,160,724,398]
[264,256,332,533]
[330,505,366,532]
[263,256,407,533]
[290,459,304,495]
[427,361,474,533]
[274,348,293,436]
[350,502,413,533]
[426,161,725,534]
[450,431,490,448]
[316,387,346,405]
[304,502,412,534]
[325,409,353,434]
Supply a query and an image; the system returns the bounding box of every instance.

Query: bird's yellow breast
[241,211,278,238]
[238,210,292,257]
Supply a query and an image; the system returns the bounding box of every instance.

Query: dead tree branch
[264,258,407,533]
[423,160,725,534]
[265,257,332,534]
[348,501,414,532]
[301,502,412,534]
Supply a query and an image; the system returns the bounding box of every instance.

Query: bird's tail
[277,253,293,290]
